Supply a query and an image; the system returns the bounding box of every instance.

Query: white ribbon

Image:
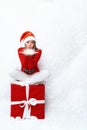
[11,85,45,119]
[11,98,45,106]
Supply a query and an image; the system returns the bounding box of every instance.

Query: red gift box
[10,84,45,119]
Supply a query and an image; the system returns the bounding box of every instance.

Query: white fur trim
[23,36,36,44]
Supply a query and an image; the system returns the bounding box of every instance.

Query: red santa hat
[20,31,36,44]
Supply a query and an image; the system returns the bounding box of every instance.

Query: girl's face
[25,40,35,49]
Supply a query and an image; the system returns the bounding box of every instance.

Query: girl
[11,31,49,86]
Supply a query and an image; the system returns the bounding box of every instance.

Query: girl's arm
[18,47,28,68]
[28,49,42,69]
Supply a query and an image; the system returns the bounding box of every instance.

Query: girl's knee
[42,69,50,77]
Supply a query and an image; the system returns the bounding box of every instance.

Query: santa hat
[20,31,36,44]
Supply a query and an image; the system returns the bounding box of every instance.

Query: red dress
[18,47,42,74]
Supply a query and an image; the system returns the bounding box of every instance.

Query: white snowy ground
[0,0,87,130]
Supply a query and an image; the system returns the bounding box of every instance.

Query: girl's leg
[26,69,49,84]
[16,69,49,86]
[9,69,30,82]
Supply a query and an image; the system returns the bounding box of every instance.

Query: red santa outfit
[18,47,42,74]
[11,31,49,86]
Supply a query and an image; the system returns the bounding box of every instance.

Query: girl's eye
[26,41,29,43]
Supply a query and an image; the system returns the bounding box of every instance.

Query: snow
[0,0,87,129]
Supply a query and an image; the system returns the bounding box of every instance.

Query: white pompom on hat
[20,31,36,44]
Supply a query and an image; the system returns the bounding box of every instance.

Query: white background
[0,0,87,129]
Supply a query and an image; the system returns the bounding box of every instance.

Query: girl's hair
[33,41,38,50]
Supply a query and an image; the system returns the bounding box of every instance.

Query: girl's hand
[20,49,38,55]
